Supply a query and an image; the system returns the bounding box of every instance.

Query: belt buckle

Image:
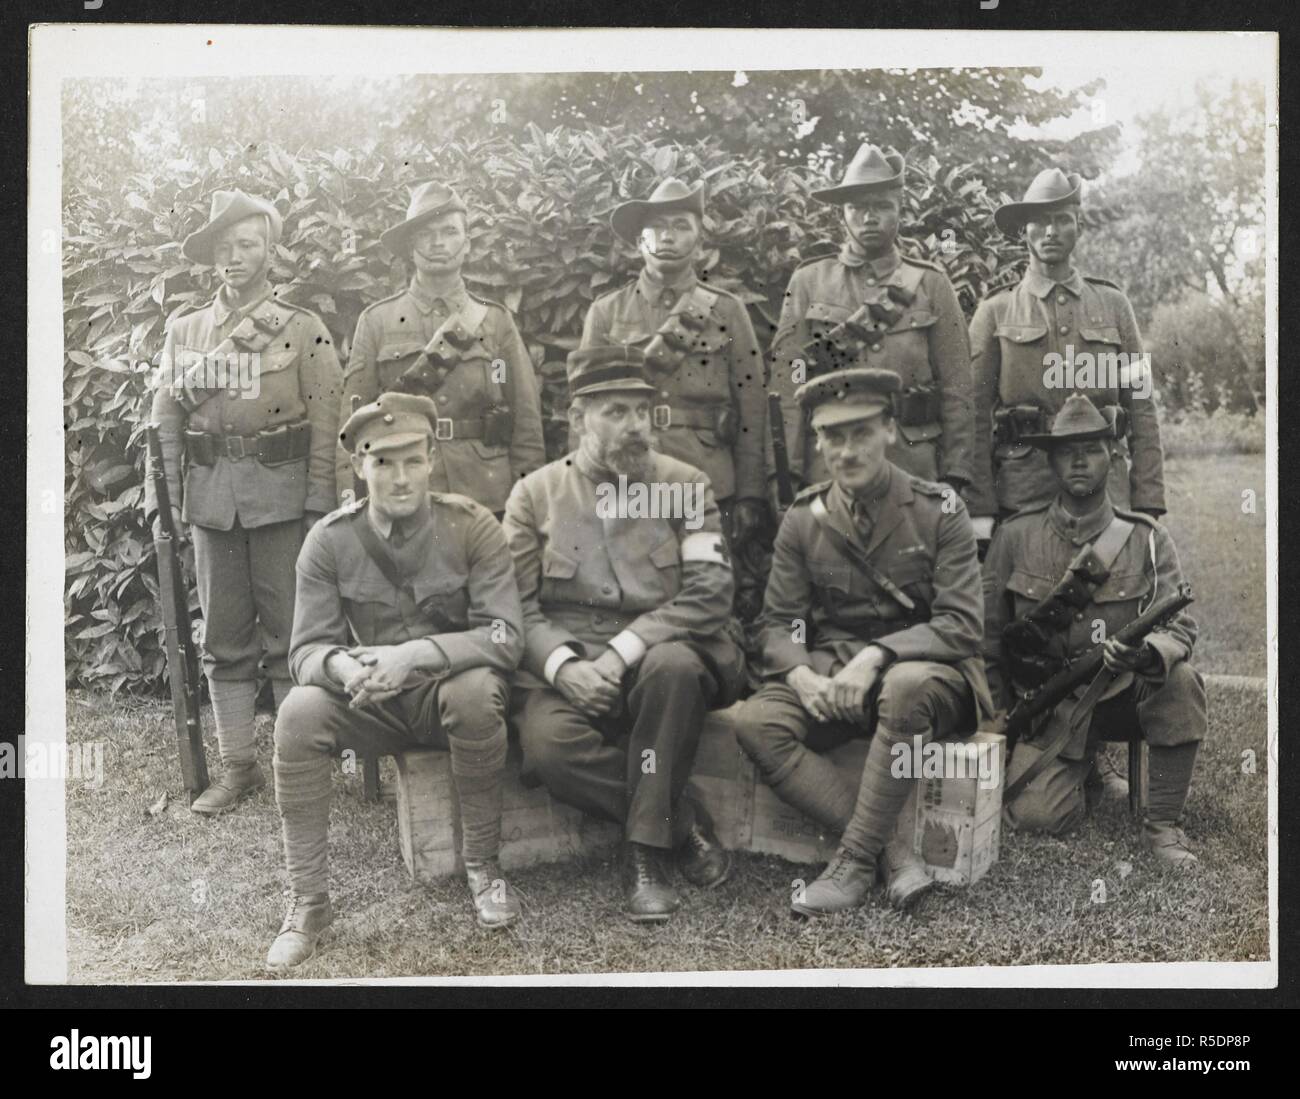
[225,435,248,460]
[652,405,672,430]
[434,417,454,441]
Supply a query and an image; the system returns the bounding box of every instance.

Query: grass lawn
[62,453,1271,981]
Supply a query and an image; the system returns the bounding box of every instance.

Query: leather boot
[265,893,333,970]
[676,808,731,889]
[879,831,933,911]
[192,761,266,815]
[465,860,522,929]
[1143,820,1199,866]
[622,843,680,923]
[792,848,875,917]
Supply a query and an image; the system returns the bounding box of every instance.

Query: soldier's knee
[438,667,507,736]
[733,696,801,777]
[1005,781,1086,836]
[638,641,701,684]
[1141,660,1207,745]
[876,662,945,734]
[273,685,338,761]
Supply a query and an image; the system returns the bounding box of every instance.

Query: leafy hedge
[64,125,1031,693]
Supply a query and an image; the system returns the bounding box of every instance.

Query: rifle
[768,391,795,508]
[347,395,382,800]
[349,394,365,502]
[1004,582,1194,754]
[145,424,210,803]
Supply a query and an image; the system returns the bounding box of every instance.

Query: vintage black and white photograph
[27,25,1277,985]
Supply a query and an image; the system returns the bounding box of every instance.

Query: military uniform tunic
[503,447,744,848]
[338,278,546,514]
[968,269,1166,518]
[145,285,343,683]
[579,268,766,503]
[767,248,974,489]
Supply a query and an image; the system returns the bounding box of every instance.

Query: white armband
[681,530,730,566]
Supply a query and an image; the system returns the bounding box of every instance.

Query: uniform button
[601,585,613,595]
[1059,325,1069,335]
[593,614,605,626]
[1057,295,1068,305]
[866,277,876,285]
[660,390,670,398]
[1074,612,1083,621]
[224,423,233,431]
[870,343,881,352]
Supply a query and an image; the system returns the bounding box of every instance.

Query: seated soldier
[735,368,993,915]
[983,393,1205,861]
[503,345,746,923]
[267,393,525,971]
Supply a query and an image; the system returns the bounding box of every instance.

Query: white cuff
[608,630,648,669]
[543,645,581,686]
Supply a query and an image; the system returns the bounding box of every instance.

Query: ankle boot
[191,760,266,815]
[792,848,876,917]
[465,860,522,929]
[266,893,333,970]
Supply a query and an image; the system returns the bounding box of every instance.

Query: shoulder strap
[459,295,489,333]
[1093,514,1136,572]
[808,494,916,612]
[352,511,413,599]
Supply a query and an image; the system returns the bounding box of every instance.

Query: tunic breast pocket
[883,309,938,377]
[375,340,427,391]
[607,321,649,345]
[804,301,854,340]
[996,323,1048,352]
[807,553,852,597]
[1004,568,1054,620]
[339,575,400,642]
[413,572,470,630]
[888,555,934,605]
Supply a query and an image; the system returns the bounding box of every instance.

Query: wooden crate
[394,708,1003,886]
[913,731,1005,885]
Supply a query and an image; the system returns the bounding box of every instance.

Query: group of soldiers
[141,142,1205,971]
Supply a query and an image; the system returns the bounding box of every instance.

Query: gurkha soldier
[968,168,1166,550]
[504,346,746,922]
[338,182,546,516]
[768,143,974,502]
[580,178,768,547]
[267,394,525,970]
[144,190,343,815]
[735,369,993,915]
[983,394,1205,861]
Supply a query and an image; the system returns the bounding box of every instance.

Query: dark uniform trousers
[193,518,303,682]
[737,661,974,833]
[274,667,509,895]
[514,640,730,850]
[1005,661,1207,836]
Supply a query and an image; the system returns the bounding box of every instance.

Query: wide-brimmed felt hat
[567,345,657,399]
[339,392,438,456]
[994,168,1084,236]
[1021,393,1116,449]
[381,182,470,256]
[182,189,283,266]
[610,178,706,245]
[811,143,906,204]
[798,367,902,429]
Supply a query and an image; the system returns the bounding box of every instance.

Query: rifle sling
[807,494,916,612]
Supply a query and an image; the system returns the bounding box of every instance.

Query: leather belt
[433,417,484,441]
[651,405,719,430]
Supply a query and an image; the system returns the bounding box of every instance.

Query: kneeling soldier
[503,346,746,922]
[267,393,524,971]
[735,368,992,915]
[982,393,1205,862]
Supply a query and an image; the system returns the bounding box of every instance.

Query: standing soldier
[968,168,1166,549]
[580,177,768,546]
[503,346,746,923]
[735,369,992,915]
[982,394,1204,861]
[338,181,546,516]
[267,393,525,970]
[768,143,974,502]
[144,189,342,815]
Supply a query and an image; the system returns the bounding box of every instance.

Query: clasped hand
[554,648,626,718]
[328,640,430,708]
[787,648,886,725]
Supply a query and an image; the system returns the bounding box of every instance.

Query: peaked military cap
[811,143,906,204]
[797,367,902,429]
[1020,392,1115,449]
[611,178,706,245]
[567,345,656,399]
[339,392,439,456]
[182,189,284,266]
[381,181,470,255]
[994,167,1083,235]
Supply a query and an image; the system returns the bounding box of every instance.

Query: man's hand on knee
[555,659,621,717]
[786,665,836,723]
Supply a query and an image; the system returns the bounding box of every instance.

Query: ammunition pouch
[892,385,942,427]
[482,404,514,448]
[184,420,311,468]
[993,404,1047,449]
